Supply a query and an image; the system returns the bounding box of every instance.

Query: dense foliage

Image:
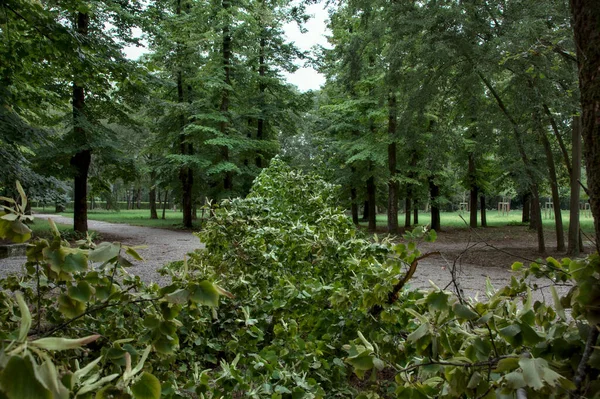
[1,162,599,397]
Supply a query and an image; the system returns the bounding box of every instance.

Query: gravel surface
[0,214,202,285]
[0,217,585,303]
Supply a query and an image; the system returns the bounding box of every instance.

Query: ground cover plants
[1,161,599,398]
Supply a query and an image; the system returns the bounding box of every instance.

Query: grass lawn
[360,209,596,234]
[32,208,203,230]
[27,218,75,240]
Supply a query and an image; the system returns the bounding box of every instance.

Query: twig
[571,324,599,398]
[397,355,517,374]
[370,251,441,316]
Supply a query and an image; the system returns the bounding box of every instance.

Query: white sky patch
[123,3,331,91]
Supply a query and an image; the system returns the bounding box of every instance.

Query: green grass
[54,209,202,229]
[360,210,596,233]
[27,218,77,240]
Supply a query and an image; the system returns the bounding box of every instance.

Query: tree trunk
[429,176,441,232]
[255,30,266,168]
[480,195,487,227]
[543,103,572,176]
[531,186,546,253]
[136,187,142,209]
[540,126,565,251]
[367,176,376,232]
[162,190,168,220]
[177,68,193,229]
[413,206,418,225]
[350,186,359,225]
[387,92,399,234]
[568,117,582,255]
[468,153,478,228]
[220,0,233,191]
[478,71,545,252]
[149,173,158,220]
[570,0,600,253]
[362,200,369,221]
[405,197,412,228]
[522,193,531,223]
[71,11,90,234]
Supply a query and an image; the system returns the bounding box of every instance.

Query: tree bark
[350,186,359,225]
[149,174,158,220]
[480,195,487,227]
[478,72,545,252]
[540,125,565,251]
[522,193,531,223]
[568,117,582,255]
[468,153,478,228]
[387,92,399,234]
[413,206,418,225]
[429,176,441,232]
[162,190,168,220]
[70,11,90,234]
[367,175,376,232]
[543,103,572,177]
[362,200,369,221]
[256,30,266,168]
[570,0,600,253]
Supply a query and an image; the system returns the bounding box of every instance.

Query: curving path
[0,214,202,285]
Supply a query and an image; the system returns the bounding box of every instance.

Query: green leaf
[131,372,161,399]
[511,262,524,271]
[15,292,31,342]
[89,242,121,263]
[165,289,190,304]
[498,324,521,338]
[551,286,566,321]
[407,323,430,343]
[519,358,544,390]
[494,358,519,373]
[58,294,86,318]
[31,335,100,351]
[68,281,93,303]
[453,303,478,320]
[345,352,374,371]
[0,356,52,399]
[125,246,145,261]
[189,281,220,307]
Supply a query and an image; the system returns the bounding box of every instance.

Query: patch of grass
[55,209,202,230]
[27,218,75,240]
[361,210,595,233]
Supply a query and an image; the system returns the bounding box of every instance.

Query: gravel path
[0,214,202,285]
[0,217,579,302]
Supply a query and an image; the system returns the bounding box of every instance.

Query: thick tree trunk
[221,0,233,191]
[362,200,369,221]
[568,117,582,255]
[540,127,565,251]
[522,193,531,223]
[570,0,600,253]
[177,69,193,229]
[71,11,90,234]
[405,197,411,228]
[480,196,487,227]
[367,176,376,232]
[468,154,478,228]
[387,92,399,234]
[429,176,441,232]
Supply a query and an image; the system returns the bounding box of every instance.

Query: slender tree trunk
[387,92,399,234]
[478,72,545,252]
[413,207,418,225]
[367,175,376,232]
[568,117,582,255]
[136,187,142,209]
[570,0,600,253]
[350,186,359,225]
[531,187,545,253]
[522,193,531,223]
[543,103,573,176]
[468,154,478,228]
[162,190,168,220]
[362,200,369,221]
[220,0,233,191]
[480,196,487,227]
[150,173,158,220]
[71,11,90,233]
[429,176,441,231]
[540,126,565,251]
[256,30,266,168]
